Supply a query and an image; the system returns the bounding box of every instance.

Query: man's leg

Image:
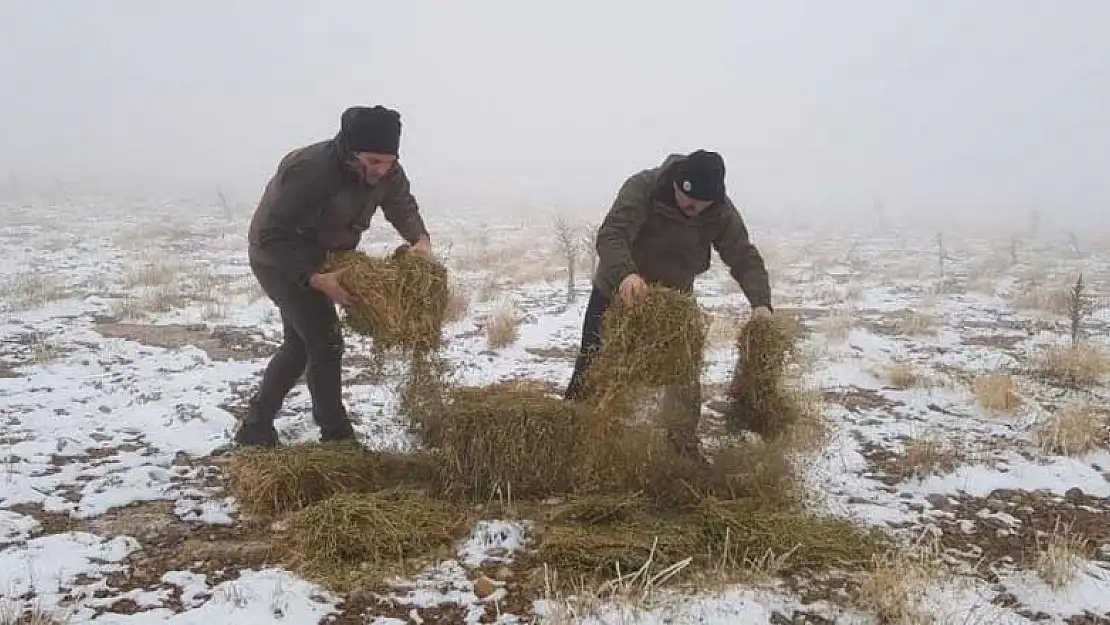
[251,264,355,443]
[235,311,307,446]
[564,286,610,401]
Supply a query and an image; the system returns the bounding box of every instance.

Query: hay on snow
[290,488,468,587]
[725,314,806,440]
[227,443,437,516]
[320,248,452,353]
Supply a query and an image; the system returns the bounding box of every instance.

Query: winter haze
[1,0,1108,230]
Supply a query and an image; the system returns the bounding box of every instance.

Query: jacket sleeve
[595,172,650,294]
[380,165,429,244]
[714,199,773,311]
[253,161,330,287]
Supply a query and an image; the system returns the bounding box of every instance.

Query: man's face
[673,182,714,216]
[353,152,397,184]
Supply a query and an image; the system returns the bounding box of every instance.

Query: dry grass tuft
[817,309,854,343]
[226,443,437,516]
[0,273,67,312]
[321,249,451,353]
[1033,521,1092,589]
[290,488,469,588]
[706,312,742,349]
[723,315,809,441]
[854,543,944,625]
[887,438,966,480]
[583,286,707,405]
[0,606,67,625]
[1033,402,1109,456]
[878,361,921,390]
[973,374,1023,412]
[485,298,521,349]
[1034,344,1108,388]
[894,313,938,337]
[444,282,470,324]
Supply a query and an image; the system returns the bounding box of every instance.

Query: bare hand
[618,273,648,304]
[751,306,772,320]
[309,272,354,307]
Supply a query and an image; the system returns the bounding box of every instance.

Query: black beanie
[338,105,402,155]
[675,150,726,202]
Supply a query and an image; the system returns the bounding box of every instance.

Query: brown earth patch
[94,322,274,361]
[524,345,578,361]
[823,386,901,414]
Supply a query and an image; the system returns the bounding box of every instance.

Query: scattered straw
[226,444,437,516]
[724,315,803,440]
[290,489,468,587]
[321,249,451,353]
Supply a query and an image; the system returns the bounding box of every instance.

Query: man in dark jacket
[564,150,772,453]
[236,105,433,447]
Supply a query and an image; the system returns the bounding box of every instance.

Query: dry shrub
[290,488,468,588]
[879,361,920,390]
[429,380,586,500]
[1034,521,1093,589]
[973,374,1022,412]
[321,249,451,353]
[444,282,470,324]
[1033,402,1109,456]
[226,444,437,516]
[723,315,807,441]
[486,298,521,349]
[817,310,854,343]
[1035,344,1108,388]
[584,286,707,405]
[854,549,941,625]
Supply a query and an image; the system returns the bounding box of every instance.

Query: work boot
[234,419,280,448]
[318,419,358,445]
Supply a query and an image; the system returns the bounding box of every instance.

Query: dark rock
[991,592,1019,608]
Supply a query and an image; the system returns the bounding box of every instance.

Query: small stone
[925,494,952,510]
[473,576,496,599]
[1065,487,1085,503]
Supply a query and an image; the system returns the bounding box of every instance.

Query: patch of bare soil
[961,334,1029,350]
[823,386,901,414]
[932,488,1110,572]
[94,322,275,361]
[524,345,578,361]
[0,361,18,378]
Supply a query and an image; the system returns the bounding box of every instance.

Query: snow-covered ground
[1,194,1109,623]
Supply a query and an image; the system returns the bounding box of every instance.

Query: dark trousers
[564,286,702,442]
[243,262,354,441]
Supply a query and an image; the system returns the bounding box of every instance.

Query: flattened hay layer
[227,443,438,516]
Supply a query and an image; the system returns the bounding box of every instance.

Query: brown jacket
[247,139,429,286]
[593,154,772,310]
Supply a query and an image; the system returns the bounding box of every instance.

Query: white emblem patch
[682,180,692,192]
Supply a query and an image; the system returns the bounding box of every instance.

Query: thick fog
[1,0,1108,230]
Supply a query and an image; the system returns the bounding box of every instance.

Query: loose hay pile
[320,248,452,353]
[584,286,707,406]
[725,314,809,441]
[290,488,468,587]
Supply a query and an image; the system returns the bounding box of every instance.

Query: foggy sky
[1,1,1108,228]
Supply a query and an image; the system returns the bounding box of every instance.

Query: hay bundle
[431,380,587,500]
[227,444,437,516]
[290,489,467,585]
[724,314,803,440]
[535,517,704,579]
[320,249,451,352]
[583,286,708,406]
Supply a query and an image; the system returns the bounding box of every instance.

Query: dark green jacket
[593,154,772,309]
[247,139,428,286]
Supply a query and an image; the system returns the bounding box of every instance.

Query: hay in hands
[724,314,805,440]
[290,488,468,587]
[430,380,587,501]
[226,443,437,516]
[583,286,708,408]
[320,248,451,353]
